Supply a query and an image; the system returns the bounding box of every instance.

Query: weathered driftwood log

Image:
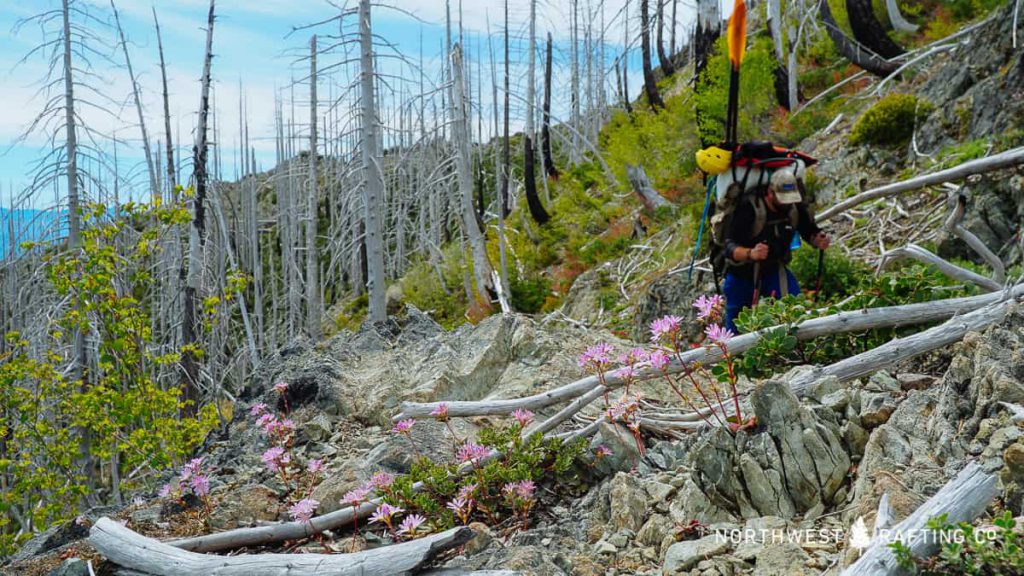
[397,287,1021,420]
[90,517,473,576]
[169,448,502,554]
[841,462,997,576]
[767,287,1017,419]
[817,147,1024,223]
[878,244,1001,292]
[944,191,1006,284]
[575,283,1021,433]
[625,164,672,212]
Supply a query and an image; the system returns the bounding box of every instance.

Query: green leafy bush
[734,259,975,377]
[850,94,934,146]
[892,511,1024,575]
[0,198,219,556]
[509,273,551,314]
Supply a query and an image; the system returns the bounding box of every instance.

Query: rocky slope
[6,4,1024,576]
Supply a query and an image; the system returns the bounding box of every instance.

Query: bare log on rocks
[944,190,1006,284]
[397,287,1021,420]
[817,147,1024,223]
[90,517,472,576]
[878,188,1007,292]
[626,164,672,212]
[788,288,1020,396]
[841,462,997,576]
[878,244,1001,292]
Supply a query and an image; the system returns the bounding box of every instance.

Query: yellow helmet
[695,146,732,175]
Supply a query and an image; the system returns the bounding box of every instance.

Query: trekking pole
[814,248,825,302]
[751,261,762,308]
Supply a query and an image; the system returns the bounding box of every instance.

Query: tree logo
[849,516,873,551]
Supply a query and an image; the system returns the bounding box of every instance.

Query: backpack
[690,141,817,287]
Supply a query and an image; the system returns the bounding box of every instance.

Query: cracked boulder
[685,380,851,521]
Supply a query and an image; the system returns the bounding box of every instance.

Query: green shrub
[892,511,1024,575]
[509,273,551,314]
[850,94,934,146]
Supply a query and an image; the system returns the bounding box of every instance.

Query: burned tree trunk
[656,0,676,76]
[846,0,904,59]
[541,32,559,179]
[182,0,216,413]
[640,0,665,110]
[522,0,550,224]
[819,0,898,76]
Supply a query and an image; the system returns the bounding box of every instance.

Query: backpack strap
[748,193,768,239]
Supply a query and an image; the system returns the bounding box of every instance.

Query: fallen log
[878,244,1001,292]
[626,164,672,212]
[841,462,997,576]
[817,147,1024,223]
[397,286,1022,420]
[90,517,473,576]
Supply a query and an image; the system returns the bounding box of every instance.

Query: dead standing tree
[182,0,216,412]
[640,0,666,110]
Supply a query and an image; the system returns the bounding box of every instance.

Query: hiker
[721,169,830,332]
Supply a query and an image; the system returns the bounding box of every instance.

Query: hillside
[3,0,1024,575]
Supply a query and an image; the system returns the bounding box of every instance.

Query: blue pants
[723,266,800,333]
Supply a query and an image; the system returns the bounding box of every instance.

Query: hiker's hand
[812,232,831,250]
[749,243,769,261]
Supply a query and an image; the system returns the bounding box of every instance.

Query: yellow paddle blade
[727,0,747,70]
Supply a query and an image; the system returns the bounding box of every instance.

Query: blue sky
[0,0,725,212]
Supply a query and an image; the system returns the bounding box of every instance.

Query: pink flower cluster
[159,457,211,500]
[261,446,291,472]
[456,442,491,464]
[650,315,683,344]
[369,472,395,491]
[288,498,319,523]
[502,479,536,502]
[430,402,449,421]
[693,294,725,323]
[511,408,535,427]
[392,419,415,435]
[578,343,615,370]
[397,514,426,537]
[341,486,372,507]
[369,502,405,528]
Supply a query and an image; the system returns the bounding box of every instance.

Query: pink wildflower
[189,474,210,497]
[158,484,173,498]
[446,495,473,524]
[456,442,491,464]
[250,402,268,417]
[397,514,426,537]
[307,459,324,475]
[340,487,372,507]
[392,419,416,435]
[430,402,449,421]
[648,349,670,370]
[578,343,615,369]
[617,348,649,365]
[693,294,725,322]
[615,365,636,381]
[369,472,395,492]
[369,503,404,526]
[511,408,535,427]
[273,381,289,394]
[594,445,613,459]
[650,315,683,344]
[256,413,278,432]
[704,324,735,345]
[288,498,319,523]
[458,483,478,500]
[261,446,290,472]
